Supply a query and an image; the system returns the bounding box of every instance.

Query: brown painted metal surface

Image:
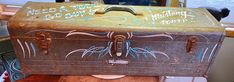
[8,2,225,77]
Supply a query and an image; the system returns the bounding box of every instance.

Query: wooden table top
[10,75,159,82]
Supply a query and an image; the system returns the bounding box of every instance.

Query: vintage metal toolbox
[7,2,230,77]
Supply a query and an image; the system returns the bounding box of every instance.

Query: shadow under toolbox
[7,2,227,76]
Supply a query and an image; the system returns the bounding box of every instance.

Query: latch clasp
[112,35,126,57]
[186,36,198,53]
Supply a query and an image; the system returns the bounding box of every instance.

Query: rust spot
[35,31,51,55]
[186,36,198,53]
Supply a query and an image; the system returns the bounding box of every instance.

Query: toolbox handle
[95,6,143,16]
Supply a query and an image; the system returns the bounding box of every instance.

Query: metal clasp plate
[186,36,198,53]
[112,35,126,57]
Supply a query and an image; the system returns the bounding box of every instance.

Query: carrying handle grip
[95,6,143,16]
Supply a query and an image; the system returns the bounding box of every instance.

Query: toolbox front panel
[10,31,223,76]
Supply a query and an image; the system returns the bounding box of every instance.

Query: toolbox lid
[8,2,224,33]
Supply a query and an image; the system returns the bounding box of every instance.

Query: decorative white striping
[30,43,36,57]
[25,42,31,58]
[82,46,96,58]
[125,42,130,57]
[17,39,26,58]
[107,32,111,38]
[107,32,114,39]
[127,32,133,39]
[152,51,170,60]
[134,34,174,40]
[130,32,133,38]
[201,48,208,62]
[108,42,113,57]
[63,31,175,60]
[109,32,114,39]
[11,59,22,73]
[127,32,131,39]
[124,41,169,60]
[81,47,104,58]
[197,34,210,43]
[208,44,218,62]
[65,49,86,59]
[9,59,15,72]
[65,42,113,59]
[66,31,107,37]
[128,49,170,60]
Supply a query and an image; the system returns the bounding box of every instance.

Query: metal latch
[35,32,51,54]
[186,36,198,53]
[112,35,126,57]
